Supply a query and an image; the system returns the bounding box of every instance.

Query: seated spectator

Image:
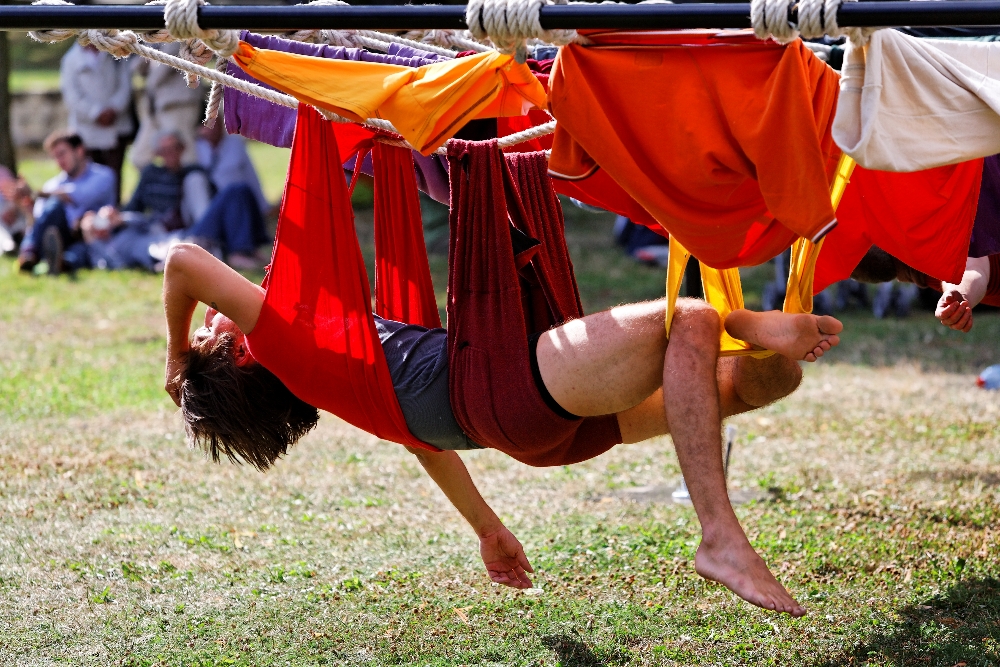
[0,166,33,254]
[195,121,271,217]
[17,130,117,273]
[56,132,269,273]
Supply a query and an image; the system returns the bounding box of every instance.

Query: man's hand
[164,348,188,407]
[935,290,973,332]
[479,525,534,589]
[95,108,118,127]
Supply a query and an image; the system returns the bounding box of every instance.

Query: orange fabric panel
[547,36,841,269]
[232,42,547,155]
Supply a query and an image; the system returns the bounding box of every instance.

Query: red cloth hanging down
[372,142,442,328]
[815,160,985,292]
[245,104,439,452]
[446,140,621,467]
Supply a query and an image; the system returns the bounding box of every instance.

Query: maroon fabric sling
[446,140,622,467]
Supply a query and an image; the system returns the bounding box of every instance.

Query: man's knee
[671,298,721,347]
[735,355,802,407]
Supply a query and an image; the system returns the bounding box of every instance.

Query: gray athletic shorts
[375,316,482,450]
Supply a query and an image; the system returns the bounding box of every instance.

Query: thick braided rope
[281,0,459,57]
[376,119,557,155]
[467,0,577,63]
[163,0,238,57]
[402,29,493,53]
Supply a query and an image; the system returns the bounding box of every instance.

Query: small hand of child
[935,290,973,332]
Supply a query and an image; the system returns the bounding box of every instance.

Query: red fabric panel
[815,161,985,293]
[372,143,442,329]
[446,140,621,467]
[246,104,437,452]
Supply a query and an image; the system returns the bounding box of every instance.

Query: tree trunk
[0,31,16,174]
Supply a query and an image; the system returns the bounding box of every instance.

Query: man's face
[192,308,255,367]
[49,141,85,176]
[156,137,184,171]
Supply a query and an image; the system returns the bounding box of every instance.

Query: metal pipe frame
[0,1,997,32]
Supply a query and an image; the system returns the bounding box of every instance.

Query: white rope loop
[163,0,239,58]
[750,0,871,43]
[467,0,576,63]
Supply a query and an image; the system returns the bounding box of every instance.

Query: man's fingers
[518,552,534,573]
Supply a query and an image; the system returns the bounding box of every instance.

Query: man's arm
[162,243,264,404]
[404,446,535,589]
[936,256,990,332]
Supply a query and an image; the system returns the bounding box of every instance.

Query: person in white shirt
[130,43,204,169]
[59,43,133,203]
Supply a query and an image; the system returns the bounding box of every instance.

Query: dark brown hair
[43,130,84,152]
[851,246,898,284]
[179,333,319,471]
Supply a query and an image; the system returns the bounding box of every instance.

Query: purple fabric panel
[969,154,1000,258]
[223,31,446,148]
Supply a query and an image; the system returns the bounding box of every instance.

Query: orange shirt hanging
[548,30,842,269]
[232,42,547,155]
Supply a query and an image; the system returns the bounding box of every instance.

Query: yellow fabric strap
[665,154,856,356]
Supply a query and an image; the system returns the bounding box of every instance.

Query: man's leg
[189,185,266,256]
[537,298,839,616]
[17,199,71,270]
[661,301,804,616]
[615,352,802,444]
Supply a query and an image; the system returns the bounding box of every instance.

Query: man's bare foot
[725,310,843,362]
[695,530,805,617]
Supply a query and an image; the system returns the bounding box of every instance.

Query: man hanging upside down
[162,243,842,617]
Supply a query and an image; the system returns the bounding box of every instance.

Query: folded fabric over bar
[833,30,1000,171]
[548,32,841,269]
[232,42,547,154]
[446,140,621,467]
[814,160,984,292]
[224,31,445,150]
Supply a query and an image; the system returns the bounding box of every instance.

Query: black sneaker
[41,226,63,276]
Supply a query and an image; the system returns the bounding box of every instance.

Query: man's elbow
[164,242,204,275]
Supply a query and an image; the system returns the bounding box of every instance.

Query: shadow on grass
[817,578,1000,667]
[541,635,626,667]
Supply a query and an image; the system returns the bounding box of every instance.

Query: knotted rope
[466,0,578,63]
[28,0,557,152]
[163,0,238,58]
[750,0,878,45]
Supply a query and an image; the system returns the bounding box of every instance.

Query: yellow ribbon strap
[664,153,856,355]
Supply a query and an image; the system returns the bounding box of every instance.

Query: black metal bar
[0,1,998,32]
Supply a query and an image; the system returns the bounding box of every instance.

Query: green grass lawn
[2,197,1000,665]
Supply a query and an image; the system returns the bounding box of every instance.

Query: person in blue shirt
[17,130,117,273]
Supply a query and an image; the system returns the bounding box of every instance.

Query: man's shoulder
[88,162,116,181]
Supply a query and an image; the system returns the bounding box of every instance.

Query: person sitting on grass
[162,242,843,617]
[51,132,271,274]
[16,130,117,273]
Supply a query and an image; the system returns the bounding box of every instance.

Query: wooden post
[0,23,17,173]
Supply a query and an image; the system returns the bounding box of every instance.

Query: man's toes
[817,315,844,334]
